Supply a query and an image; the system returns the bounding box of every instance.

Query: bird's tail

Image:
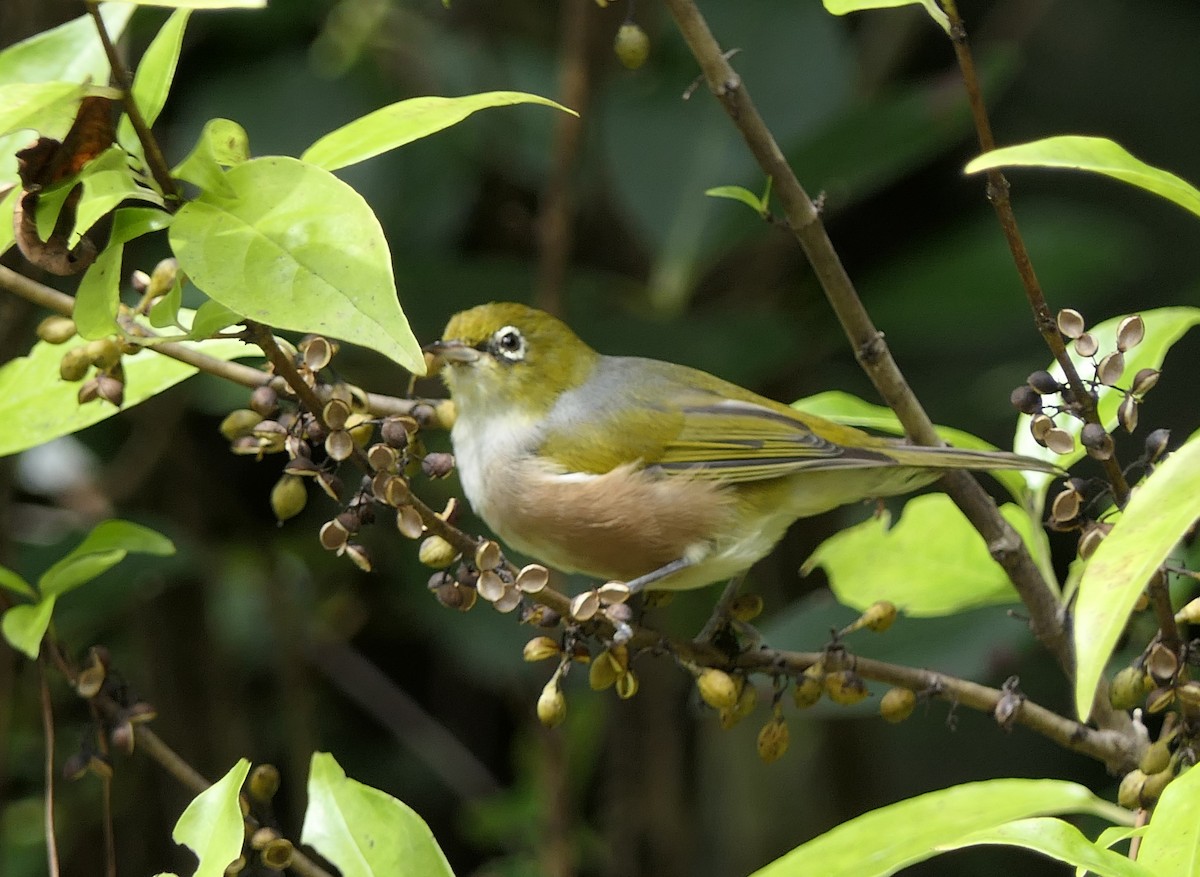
[882,444,1062,476]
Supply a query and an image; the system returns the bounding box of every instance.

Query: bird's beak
[422,339,480,365]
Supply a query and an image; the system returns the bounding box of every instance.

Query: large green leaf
[966,136,1200,221]
[39,519,174,599]
[803,495,1040,615]
[170,156,423,372]
[752,779,1125,877]
[0,567,36,600]
[1014,307,1200,494]
[0,81,88,138]
[936,818,1151,877]
[73,240,124,339]
[1139,764,1200,873]
[0,330,258,458]
[117,9,192,158]
[172,759,251,877]
[302,91,576,173]
[1073,430,1200,720]
[172,118,250,198]
[301,752,455,877]
[1,596,56,659]
[109,0,264,8]
[821,0,949,33]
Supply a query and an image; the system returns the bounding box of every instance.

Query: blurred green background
[2,1,1199,875]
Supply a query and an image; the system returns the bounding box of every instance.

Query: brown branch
[39,658,61,877]
[659,0,1070,669]
[85,1,180,202]
[534,0,592,316]
[938,0,1130,508]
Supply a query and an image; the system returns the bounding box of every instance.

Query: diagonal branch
[659,0,1070,670]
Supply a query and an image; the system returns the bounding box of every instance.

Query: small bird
[425,302,1056,593]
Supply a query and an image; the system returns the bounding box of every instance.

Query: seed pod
[75,662,106,699]
[260,838,294,871]
[1108,667,1147,715]
[1144,428,1170,463]
[59,346,92,381]
[720,681,758,729]
[880,687,916,723]
[221,409,265,442]
[824,670,869,706]
[248,764,282,803]
[1131,368,1160,397]
[1027,370,1060,395]
[1074,332,1098,357]
[1056,308,1086,339]
[395,505,423,538]
[1145,642,1179,685]
[589,650,622,691]
[1176,680,1200,709]
[316,471,342,500]
[367,442,398,472]
[380,417,413,449]
[37,315,78,344]
[1010,385,1042,415]
[421,452,455,479]
[615,670,639,700]
[270,475,307,521]
[597,581,631,604]
[524,637,560,662]
[1044,428,1075,456]
[475,540,502,572]
[1140,767,1174,806]
[756,713,789,763]
[697,668,739,711]
[1146,687,1175,714]
[516,564,550,593]
[537,679,567,728]
[477,570,506,602]
[1050,486,1082,524]
[1117,393,1138,433]
[493,586,523,613]
[342,542,372,572]
[84,337,122,369]
[249,385,279,417]
[301,336,334,371]
[418,535,459,569]
[793,665,824,709]
[1077,525,1107,560]
[569,589,600,621]
[1116,315,1145,352]
[1080,423,1113,461]
[614,22,650,70]
[1030,414,1054,444]
[1118,769,1147,809]
[1097,352,1125,386]
[1176,597,1200,625]
[729,593,764,622]
[1140,737,1173,775]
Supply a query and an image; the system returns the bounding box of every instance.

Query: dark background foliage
[2,1,1199,875]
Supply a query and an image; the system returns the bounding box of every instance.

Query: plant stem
[39,659,61,877]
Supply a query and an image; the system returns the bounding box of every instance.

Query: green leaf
[73,241,124,339]
[170,156,423,372]
[937,818,1152,877]
[705,185,766,215]
[301,752,455,877]
[108,0,264,8]
[187,299,244,339]
[0,328,259,458]
[751,779,1126,877]
[1073,430,1200,720]
[803,494,1038,616]
[118,9,192,155]
[966,136,1200,221]
[1,596,56,660]
[74,146,165,244]
[149,276,184,329]
[0,6,135,182]
[0,80,88,138]
[302,91,577,173]
[1014,307,1200,493]
[1139,762,1200,873]
[109,206,172,245]
[0,566,36,599]
[821,0,949,34]
[172,759,251,877]
[172,118,250,197]
[0,186,15,257]
[793,390,1029,501]
[39,519,174,599]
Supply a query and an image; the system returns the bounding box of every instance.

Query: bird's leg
[693,574,749,648]
[623,557,694,594]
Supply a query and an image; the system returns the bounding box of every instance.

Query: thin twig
[659,0,1070,669]
[938,0,1130,508]
[85,1,180,201]
[39,658,61,877]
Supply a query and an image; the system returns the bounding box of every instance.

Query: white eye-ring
[491,325,527,362]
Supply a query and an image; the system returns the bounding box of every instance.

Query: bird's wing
[656,398,895,483]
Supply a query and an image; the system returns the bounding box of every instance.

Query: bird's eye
[491,325,526,361]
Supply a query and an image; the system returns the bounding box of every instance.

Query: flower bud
[37,315,78,344]
[1026,370,1060,395]
[248,764,281,803]
[537,679,567,728]
[220,409,264,441]
[756,713,789,763]
[418,535,459,569]
[729,594,764,622]
[1118,769,1147,809]
[880,687,916,723]
[59,346,92,382]
[523,636,561,662]
[825,670,869,706]
[270,475,307,522]
[614,22,650,70]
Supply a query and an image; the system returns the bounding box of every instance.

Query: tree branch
[659,0,1069,669]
